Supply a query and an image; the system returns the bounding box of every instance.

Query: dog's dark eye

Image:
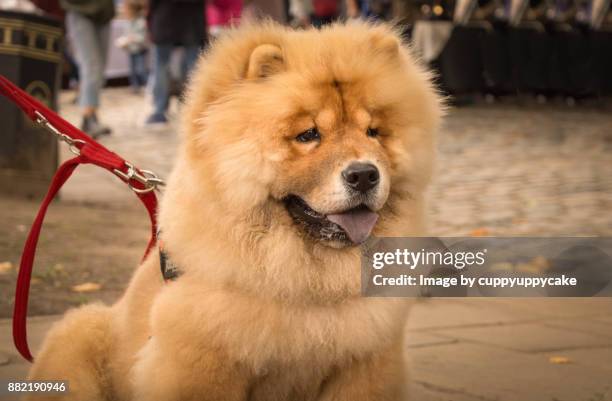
[367,127,379,138]
[296,128,320,143]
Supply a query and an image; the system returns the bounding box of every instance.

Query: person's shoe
[145,113,168,128]
[81,114,111,139]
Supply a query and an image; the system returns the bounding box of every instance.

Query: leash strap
[0,75,160,362]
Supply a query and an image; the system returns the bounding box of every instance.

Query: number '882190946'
[3,380,68,394]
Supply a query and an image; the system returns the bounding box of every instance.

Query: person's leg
[66,12,98,110]
[181,45,201,83]
[97,21,110,69]
[136,51,148,87]
[88,20,112,134]
[66,11,110,137]
[129,53,139,90]
[148,44,172,123]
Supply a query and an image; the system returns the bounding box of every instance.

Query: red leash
[0,75,162,362]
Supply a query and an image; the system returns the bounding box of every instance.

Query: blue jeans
[129,51,148,89]
[66,11,110,108]
[151,44,200,118]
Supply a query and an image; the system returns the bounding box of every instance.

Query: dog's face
[181,23,442,249]
[272,82,393,247]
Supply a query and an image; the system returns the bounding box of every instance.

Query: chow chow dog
[26,21,441,401]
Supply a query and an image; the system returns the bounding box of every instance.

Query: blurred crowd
[2,0,611,136]
[411,0,612,103]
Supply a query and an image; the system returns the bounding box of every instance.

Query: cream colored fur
[26,21,442,401]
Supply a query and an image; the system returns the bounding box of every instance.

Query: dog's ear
[369,32,400,60]
[246,44,284,79]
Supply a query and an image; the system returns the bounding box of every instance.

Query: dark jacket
[148,0,207,46]
[31,0,64,21]
[59,0,115,24]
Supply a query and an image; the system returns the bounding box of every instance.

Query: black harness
[158,233,182,281]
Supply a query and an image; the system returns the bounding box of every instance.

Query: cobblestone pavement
[1,88,611,401]
[430,104,612,236]
[55,88,612,236]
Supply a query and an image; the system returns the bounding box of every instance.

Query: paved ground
[1,299,611,401]
[0,88,611,400]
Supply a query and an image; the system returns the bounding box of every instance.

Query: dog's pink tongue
[327,209,378,244]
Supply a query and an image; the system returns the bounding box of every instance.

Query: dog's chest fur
[222,294,408,401]
[247,364,331,401]
[155,281,408,392]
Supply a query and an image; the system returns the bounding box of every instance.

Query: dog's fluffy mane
[26,24,443,398]
[157,20,442,305]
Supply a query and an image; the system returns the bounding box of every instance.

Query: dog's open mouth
[283,195,378,245]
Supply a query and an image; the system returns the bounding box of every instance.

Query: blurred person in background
[146,0,206,127]
[30,0,63,19]
[345,0,393,19]
[116,0,148,94]
[289,0,313,26]
[60,0,115,138]
[207,0,242,37]
[289,0,341,26]
[242,0,286,22]
[30,0,80,95]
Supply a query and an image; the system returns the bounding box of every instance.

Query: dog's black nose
[342,162,380,193]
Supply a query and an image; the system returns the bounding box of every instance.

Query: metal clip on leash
[34,111,85,156]
[113,162,166,194]
[34,111,165,194]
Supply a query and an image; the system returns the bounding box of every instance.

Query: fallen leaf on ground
[517,256,550,274]
[490,262,514,272]
[71,282,102,293]
[0,262,14,274]
[469,227,490,237]
[549,356,571,364]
